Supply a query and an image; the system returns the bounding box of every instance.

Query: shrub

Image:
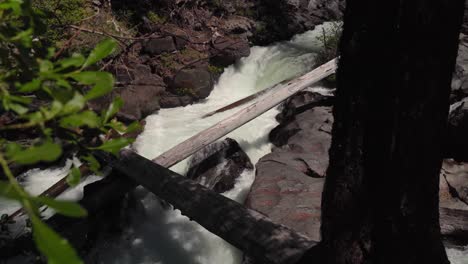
[315,21,343,67]
[0,1,137,263]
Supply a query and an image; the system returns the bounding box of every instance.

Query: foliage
[31,0,87,44]
[208,64,224,75]
[315,21,342,86]
[0,1,138,263]
[146,11,167,24]
[174,87,197,97]
[315,21,342,67]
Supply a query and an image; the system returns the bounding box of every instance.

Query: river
[1,23,467,264]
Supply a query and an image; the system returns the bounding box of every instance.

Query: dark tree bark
[320,1,465,264]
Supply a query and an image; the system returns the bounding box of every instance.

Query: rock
[210,37,250,67]
[144,36,177,55]
[89,75,165,122]
[159,93,194,108]
[451,34,468,102]
[186,138,253,193]
[245,97,333,244]
[447,98,468,161]
[171,68,215,99]
[250,0,345,44]
[270,105,333,150]
[223,16,253,34]
[246,151,324,241]
[160,24,190,50]
[440,160,468,209]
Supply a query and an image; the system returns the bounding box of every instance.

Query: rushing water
[1,23,468,264]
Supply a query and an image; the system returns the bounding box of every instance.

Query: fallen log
[104,149,317,264]
[154,58,337,167]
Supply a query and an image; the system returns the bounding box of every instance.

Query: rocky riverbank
[89,0,344,122]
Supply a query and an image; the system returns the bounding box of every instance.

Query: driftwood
[103,149,316,264]
[154,58,337,168]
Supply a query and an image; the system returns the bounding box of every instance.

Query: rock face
[451,34,468,102]
[440,160,468,209]
[447,98,468,161]
[245,91,333,245]
[89,64,165,122]
[251,0,345,44]
[187,138,253,193]
[246,89,468,253]
[171,68,215,99]
[143,36,177,55]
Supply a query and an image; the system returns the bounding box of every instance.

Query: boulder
[89,74,165,122]
[245,95,333,245]
[144,36,177,55]
[210,37,250,67]
[451,34,468,102]
[171,68,215,99]
[250,0,345,44]
[223,16,254,35]
[246,153,324,241]
[159,93,194,108]
[447,98,468,161]
[186,138,253,193]
[440,160,468,209]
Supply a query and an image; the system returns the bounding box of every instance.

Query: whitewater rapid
[1,23,467,264]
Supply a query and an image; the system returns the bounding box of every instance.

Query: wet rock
[171,68,215,99]
[144,36,177,55]
[223,16,254,34]
[210,37,251,67]
[440,160,468,209]
[247,153,324,241]
[447,98,468,161]
[245,93,333,244]
[251,0,345,44]
[159,93,194,108]
[89,74,165,122]
[187,138,253,193]
[451,34,468,102]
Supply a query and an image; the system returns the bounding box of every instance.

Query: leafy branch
[0,1,139,263]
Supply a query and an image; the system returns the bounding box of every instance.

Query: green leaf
[66,166,81,187]
[124,121,142,134]
[59,110,100,128]
[68,71,114,100]
[91,138,134,155]
[30,214,83,264]
[34,196,87,217]
[68,71,102,85]
[6,141,62,165]
[38,59,54,73]
[0,0,22,15]
[9,103,28,115]
[106,120,127,133]
[42,101,63,120]
[82,154,100,173]
[82,39,117,69]
[103,97,123,123]
[0,181,22,201]
[18,79,41,93]
[85,75,114,100]
[61,92,85,116]
[58,54,85,69]
[56,78,72,89]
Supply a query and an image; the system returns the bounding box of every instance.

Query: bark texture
[320,1,466,264]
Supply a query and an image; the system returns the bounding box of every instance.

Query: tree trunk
[320,1,465,264]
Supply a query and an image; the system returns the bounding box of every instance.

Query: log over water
[105,149,316,264]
